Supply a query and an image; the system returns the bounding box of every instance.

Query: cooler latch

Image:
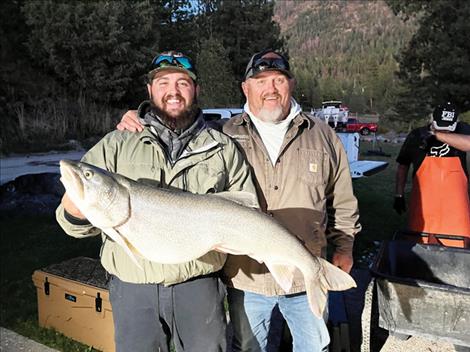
[95,292,102,312]
[44,277,50,296]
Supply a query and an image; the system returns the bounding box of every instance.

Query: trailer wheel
[361,128,370,136]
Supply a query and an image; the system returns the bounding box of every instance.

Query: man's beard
[150,94,199,130]
[257,106,285,124]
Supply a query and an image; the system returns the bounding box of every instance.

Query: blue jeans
[227,288,329,352]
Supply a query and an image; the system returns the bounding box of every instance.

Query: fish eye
[84,170,93,179]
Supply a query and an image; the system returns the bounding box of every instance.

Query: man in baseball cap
[57,50,258,352]
[223,49,360,352]
[394,100,470,244]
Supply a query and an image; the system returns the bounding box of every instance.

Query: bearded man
[56,51,257,352]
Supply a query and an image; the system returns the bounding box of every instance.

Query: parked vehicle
[346,118,378,135]
[312,101,349,129]
[202,108,244,129]
[202,108,244,121]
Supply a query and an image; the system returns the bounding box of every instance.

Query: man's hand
[116,110,143,132]
[393,195,406,214]
[62,193,86,219]
[418,126,435,150]
[332,252,353,273]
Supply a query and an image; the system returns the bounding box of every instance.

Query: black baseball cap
[432,102,459,131]
[243,49,293,81]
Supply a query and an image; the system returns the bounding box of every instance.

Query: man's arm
[395,163,409,196]
[117,110,143,132]
[393,163,409,215]
[434,131,470,152]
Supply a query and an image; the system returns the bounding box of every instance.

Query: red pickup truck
[346,118,378,135]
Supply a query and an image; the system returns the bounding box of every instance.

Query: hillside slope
[274,0,416,113]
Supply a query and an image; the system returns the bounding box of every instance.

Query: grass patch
[0,142,408,350]
[352,140,409,264]
[0,213,101,351]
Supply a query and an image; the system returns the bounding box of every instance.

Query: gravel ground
[380,335,457,352]
[344,269,465,352]
[0,327,60,352]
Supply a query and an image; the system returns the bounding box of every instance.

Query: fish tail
[305,277,329,318]
[304,259,356,318]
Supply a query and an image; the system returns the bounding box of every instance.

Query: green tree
[387,0,470,113]
[196,38,239,107]
[156,0,198,55]
[196,0,285,81]
[22,0,160,104]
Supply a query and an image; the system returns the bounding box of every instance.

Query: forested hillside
[274,0,415,114]
[1,0,468,153]
[0,0,282,153]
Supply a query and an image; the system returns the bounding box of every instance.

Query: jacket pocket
[297,149,327,185]
[186,162,226,194]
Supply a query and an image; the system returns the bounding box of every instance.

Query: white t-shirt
[244,98,302,165]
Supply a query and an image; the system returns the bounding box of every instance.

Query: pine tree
[195,0,285,81]
[22,0,160,103]
[196,38,240,107]
[387,0,470,113]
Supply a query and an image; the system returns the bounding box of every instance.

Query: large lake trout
[59,160,356,317]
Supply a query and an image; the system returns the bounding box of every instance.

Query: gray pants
[109,275,227,352]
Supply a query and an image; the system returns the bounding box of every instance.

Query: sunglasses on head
[150,55,195,72]
[247,55,290,79]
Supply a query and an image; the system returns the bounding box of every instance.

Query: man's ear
[241,81,248,98]
[289,78,296,93]
[147,83,152,98]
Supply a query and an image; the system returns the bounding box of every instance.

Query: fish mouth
[59,160,85,200]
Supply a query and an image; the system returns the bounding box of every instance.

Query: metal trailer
[369,240,470,349]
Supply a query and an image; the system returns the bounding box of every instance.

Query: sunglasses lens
[151,55,194,72]
[254,58,287,71]
[174,57,192,69]
[153,55,173,66]
[248,57,289,79]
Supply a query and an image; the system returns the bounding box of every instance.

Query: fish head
[59,160,130,228]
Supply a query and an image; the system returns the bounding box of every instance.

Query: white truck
[312,100,349,130]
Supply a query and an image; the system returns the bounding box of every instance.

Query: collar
[233,101,313,129]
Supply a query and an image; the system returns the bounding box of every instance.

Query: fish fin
[103,228,143,270]
[250,255,265,264]
[213,245,247,255]
[304,259,356,319]
[265,263,296,293]
[212,191,259,208]
[319,259,356,291]
[305,282,328,319]
[212,245,265,264]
